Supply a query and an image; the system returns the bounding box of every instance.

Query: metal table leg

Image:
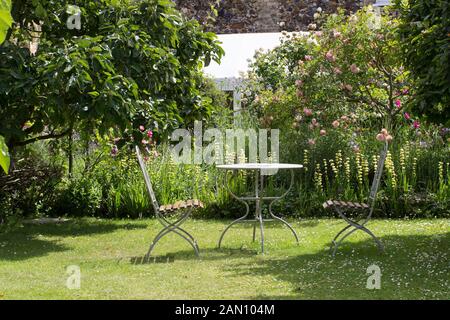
[256,171,264,254]
[218,170,250,248]
[219,168,299,253]
[268,169,299,244]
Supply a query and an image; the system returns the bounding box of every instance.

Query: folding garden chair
[135,146,203,258]
[323,141,388,256]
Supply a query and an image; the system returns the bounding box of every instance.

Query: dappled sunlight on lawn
[0,218,448,299]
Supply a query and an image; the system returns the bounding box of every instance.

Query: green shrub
[394,0,450,123]
[242,7,450,218]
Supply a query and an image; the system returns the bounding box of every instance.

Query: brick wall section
[174,0,377,34]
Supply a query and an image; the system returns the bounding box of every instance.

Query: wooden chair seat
[322,200,369,210]
[159,199,204,213]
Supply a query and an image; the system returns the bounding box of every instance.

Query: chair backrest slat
[135,146,159,214]
[368,141,388,210]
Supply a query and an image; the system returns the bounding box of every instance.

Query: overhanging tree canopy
[0,0,223,150]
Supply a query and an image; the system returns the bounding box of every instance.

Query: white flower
[307,37,318,46]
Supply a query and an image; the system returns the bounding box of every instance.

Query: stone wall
[174,0,376,34]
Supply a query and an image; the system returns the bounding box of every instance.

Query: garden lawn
[0,218,448,300]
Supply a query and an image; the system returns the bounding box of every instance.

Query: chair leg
[331,208,383,256]
[159,215,198,247]
[359,225,384,252]
[331,226,357,257]
[329,224,352,254]
[147,230,199,258]
[146,209,199,258]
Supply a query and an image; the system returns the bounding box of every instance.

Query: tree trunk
[68,130,74,178]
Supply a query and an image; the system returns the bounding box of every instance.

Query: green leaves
[0,0,223,149]
[394,0,450,122]
[0,135,10,174]
[0,0,13,44]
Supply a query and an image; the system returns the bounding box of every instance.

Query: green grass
[0,218,448,299]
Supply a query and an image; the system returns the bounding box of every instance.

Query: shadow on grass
[214,219,320,230]
[0,219,147,261]
[133,218,325,261]
[296,219,321,228]
[138,231,449,299]
[18,219,146,237]
[129,247,260,263]
[0,237,68,261]
[230,232,450,299]
[128,255,176,265]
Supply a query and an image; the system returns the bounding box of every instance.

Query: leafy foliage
[0,0,223,150]
[0,0,12,43]
[243,7,450,218]
[394,0,450,123]
[0,135,10,173]
[0,0,12,173]
[248,7,414,128]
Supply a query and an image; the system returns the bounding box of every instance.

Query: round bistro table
[216,163,303,254]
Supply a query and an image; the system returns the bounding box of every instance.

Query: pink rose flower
[404,112,411,120]
[325,51,336,62]
[142,139,149,145]
[376,133,386,142]
[332,120,340,128]
[376,129,393,143]
[320,129,327,136]
[413,120,420,129]
[308,139,316,146]
[304,108,313,116]
[139,125,145,132]
[304,55,313,61]
[395,99,401,108]
[147,130,153,138]
[350,64,360,74]
[333,67,342,75]
[333,30,342,38]
[111,146,118,157]
[295,79,304,87]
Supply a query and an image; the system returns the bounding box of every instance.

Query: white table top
[217,163,304,170]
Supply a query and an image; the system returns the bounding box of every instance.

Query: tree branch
[14,129,72,147]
